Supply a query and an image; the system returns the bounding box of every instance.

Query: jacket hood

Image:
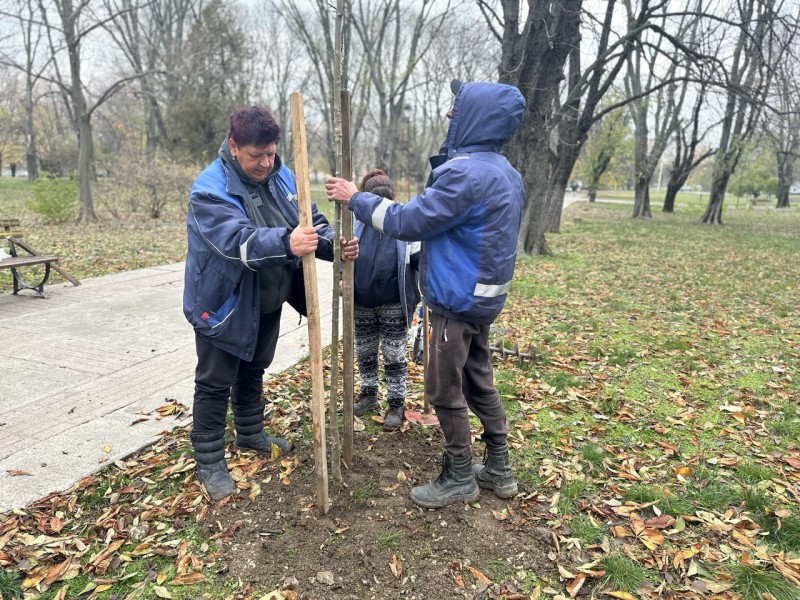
[443,82,526,155]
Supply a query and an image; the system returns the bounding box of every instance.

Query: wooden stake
[341,89,354,466]
[290,91,329,514]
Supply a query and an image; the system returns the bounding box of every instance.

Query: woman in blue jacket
[326,81,525,509]
[185,106,358,500]
[350,169,420,431]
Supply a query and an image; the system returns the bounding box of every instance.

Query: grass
[377,529,404,551]
[728,562,800,600]
[2,181,800,598]
[599,553,649,592]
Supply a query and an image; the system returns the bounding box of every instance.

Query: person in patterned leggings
[351,169,420,431]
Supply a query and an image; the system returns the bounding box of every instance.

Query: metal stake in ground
[290,91,329,514]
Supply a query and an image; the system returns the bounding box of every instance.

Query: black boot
[472,443,518,498]
[353,392,380,417]
[233,402,293,455]
[191,430,236,500]
[410,452,479,509]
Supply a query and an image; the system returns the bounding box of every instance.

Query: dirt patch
[203,425,555,599]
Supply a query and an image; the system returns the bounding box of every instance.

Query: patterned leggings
[354,302,407,406]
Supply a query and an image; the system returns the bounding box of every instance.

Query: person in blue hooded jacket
[185,106,358,500]
[326,81,526,509]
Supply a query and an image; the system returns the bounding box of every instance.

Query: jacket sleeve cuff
[281,229,296,258]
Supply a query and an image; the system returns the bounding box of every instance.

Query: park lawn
[0,179,334,290]
[592,187,800,210]
[0,184,799,598]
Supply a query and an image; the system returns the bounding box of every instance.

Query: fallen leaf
[566,572,586,597]
[153,585,173,598]
[6,469,32,477]
[390,554,402,579]
[466,565,492,584]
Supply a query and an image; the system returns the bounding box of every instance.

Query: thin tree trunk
[24,85,39,180]
[632,176,651,218]
[776,152,793,208]
[76,114,96,222]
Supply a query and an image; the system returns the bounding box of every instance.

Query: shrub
[96,155,196,219]
[28,175,78,222]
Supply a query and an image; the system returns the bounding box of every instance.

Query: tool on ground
[489,338,537,364]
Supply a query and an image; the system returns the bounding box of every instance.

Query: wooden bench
[748,197,771,207]
[0,218,80,298]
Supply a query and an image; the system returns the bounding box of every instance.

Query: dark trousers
[192,309,282,433]
[426,311,508,457]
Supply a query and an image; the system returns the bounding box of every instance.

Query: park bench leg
[10,263,51,299]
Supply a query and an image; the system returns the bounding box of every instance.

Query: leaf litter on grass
[1,205,799,599]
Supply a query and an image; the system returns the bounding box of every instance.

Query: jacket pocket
[193,265,242,336]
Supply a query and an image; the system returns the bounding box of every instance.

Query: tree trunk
[544,179,568,232]
[662,179,682,213]
[25,93,39,180]
[776,152,793,208]
[632,175,651,218]
[513,129,551,256]
[701,172,730,224]
[588,188,597,202]
[77,114,97,222]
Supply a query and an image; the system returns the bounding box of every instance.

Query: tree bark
[662,180,682,213]
[632,175,651,218]
[76,113,97,222]
[775,152,793,208]
[701,170,731,225]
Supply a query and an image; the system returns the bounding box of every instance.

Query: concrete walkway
[0,260,334,512]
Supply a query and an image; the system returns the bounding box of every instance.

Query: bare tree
[662,79,716,213]
[762,38,800,209]
[349,0,455,176]
[35,0,149,221]
[700,0,796,224]
[0,0,54,179]
[244,0,309,161]
[274,0,354,176]
[482,0,683,253]
[624,4,697,218]
[578,100,631,203]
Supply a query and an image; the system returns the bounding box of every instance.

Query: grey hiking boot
[354,393,380,417]
[232,402,293,456]
[472,443,518,498]
[383,404,405,431]
[410,452,479,509]
[191,430,237,501]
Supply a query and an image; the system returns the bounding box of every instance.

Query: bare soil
[203,424,555,599]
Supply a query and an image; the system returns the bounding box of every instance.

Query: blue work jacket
[348,82,526,324]
[184,157,333,361]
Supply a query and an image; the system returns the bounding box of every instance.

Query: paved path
[0,260,334,512]
[0,195,585,513]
